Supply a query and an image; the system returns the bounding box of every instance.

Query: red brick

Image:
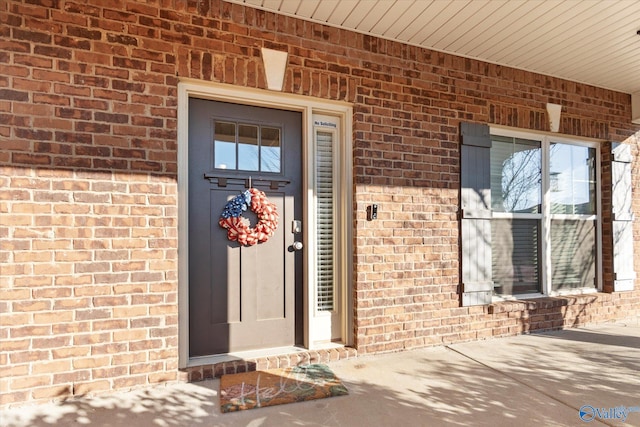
[73,380,111,396]
[0,339,30,351]
[9,375,51,390]
[8,350,49,364]
[113,375,147,389]
[1,0,639,410]
[52,346,90,359]
[32,360,72,374]
[72,357,110,369]
[28,383,77,403]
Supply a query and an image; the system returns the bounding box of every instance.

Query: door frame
[177,79,353,368]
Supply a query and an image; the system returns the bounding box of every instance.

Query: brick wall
[1,0,639,406]
[0,0,181,406]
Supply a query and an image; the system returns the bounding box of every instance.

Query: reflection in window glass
[551,219,596,290]
[260,127,281,173]
[492,219,541,295]
[487,130,600,298]
[550,144,596,214]
[214,120,283,173]
[238,125,259,171]
[491,136,541,213]
[214,122,236,169]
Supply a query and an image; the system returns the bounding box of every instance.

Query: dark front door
[188,99,302,357]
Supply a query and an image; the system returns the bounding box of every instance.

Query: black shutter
[460,122,493,306]
[611,143,635,291]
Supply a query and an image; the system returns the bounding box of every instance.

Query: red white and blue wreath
[219,188,279,246]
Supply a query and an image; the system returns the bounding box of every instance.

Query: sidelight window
[316,130,335,311]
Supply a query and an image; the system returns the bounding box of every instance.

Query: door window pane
[551,219,596,290]
[238,124,259,171]
[214,121,236,170]
[214,121,282,173]
[492,219,541,295]
[550,144,596,214]
[491,136,541,213]
[260,127,281,173]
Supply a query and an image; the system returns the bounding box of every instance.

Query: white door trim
[177,79,353,368]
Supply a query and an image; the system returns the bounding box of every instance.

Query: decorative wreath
[219,188,279,246]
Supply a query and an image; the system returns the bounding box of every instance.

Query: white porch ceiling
[225,0,640,95]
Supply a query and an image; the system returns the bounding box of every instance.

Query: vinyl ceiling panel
[226,0,640,94]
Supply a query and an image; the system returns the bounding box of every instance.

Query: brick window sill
[488,293,603,315]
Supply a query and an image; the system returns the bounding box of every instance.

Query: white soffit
[226,0,640,96]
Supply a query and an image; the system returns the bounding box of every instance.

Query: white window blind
[492,219,541,295]
[316,131,334,311]
[489,135,542,296]
[551,219,596,291]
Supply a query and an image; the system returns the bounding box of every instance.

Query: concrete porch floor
[2,318,639,427]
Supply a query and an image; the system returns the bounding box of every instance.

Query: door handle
[292,241,303,251]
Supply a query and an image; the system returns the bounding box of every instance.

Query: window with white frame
[489,129,600,297]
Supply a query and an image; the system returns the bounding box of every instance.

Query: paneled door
[188,99,302,356]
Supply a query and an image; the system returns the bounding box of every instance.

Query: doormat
[219,364,348,413]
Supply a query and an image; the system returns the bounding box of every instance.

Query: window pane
[491,136,541,213]
[214,121,236,169]
[260,127,281,173]
[551,219,596,290]
[238,124,259,171]
[492,219,541,295]
[550,144,596,214]
[316,131,334,311]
